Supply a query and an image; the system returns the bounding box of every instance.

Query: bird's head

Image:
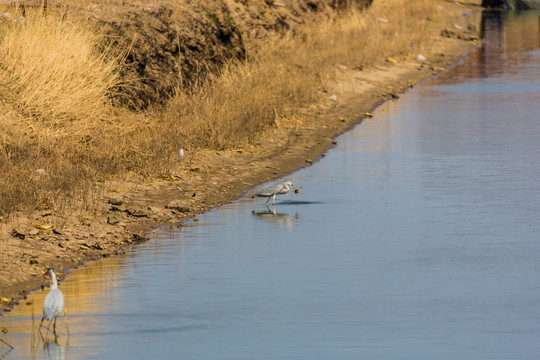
[285,181,302,193]
[284,181,296,191]
[41,268,60,278]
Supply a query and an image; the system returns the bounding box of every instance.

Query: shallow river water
[3,9,540,360]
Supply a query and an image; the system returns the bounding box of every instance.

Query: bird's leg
[53,317,57,335]
[272,194,276,205]
[39,318,52,332]
[265,197,270,205]
[39,317,54,341]
[39,317,45,339]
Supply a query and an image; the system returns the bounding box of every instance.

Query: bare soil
[79,0,373,108]
[0,0,482,313]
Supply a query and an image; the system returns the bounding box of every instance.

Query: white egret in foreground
[39,268,64,337]
[253,181,300,205]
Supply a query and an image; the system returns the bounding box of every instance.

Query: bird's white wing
[43,292,56,320]
[43,289,64,320]
[54,289,64,315]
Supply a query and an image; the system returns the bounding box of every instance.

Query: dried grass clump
[163,55,319,150]
[0,14,118,126]
[0,11,123,216]
[291,0,438,69]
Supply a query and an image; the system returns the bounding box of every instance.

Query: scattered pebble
[28,229,40,237]
[108,198,124,206]
[126,208,148,217]
[132,233,149,243]
[34,223,53,231]
[166,204,191,213]
[10,229,25,239]
[108,216,120,225]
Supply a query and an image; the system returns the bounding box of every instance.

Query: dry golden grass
[161,0,440,149]
[0,7,140,216]
[303,0,437,67]
[0,0,446,217]
[0,13,118,126]
[162,57,319,150]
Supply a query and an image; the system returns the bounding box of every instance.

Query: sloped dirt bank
[84,0,372,108]
[0,0,481,313]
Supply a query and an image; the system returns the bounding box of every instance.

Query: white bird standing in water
[254,181,300,205]
[39,268,64,337]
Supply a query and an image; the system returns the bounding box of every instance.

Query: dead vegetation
[0,0,448,217]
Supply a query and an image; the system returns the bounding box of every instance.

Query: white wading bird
[253,181,301,205]
[39,268,64,337]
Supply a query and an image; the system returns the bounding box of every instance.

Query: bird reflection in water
[0,339,14,358]
[252,205,301,229]
[43,338,66,360]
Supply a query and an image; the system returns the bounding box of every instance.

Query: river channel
[2,9,540,360]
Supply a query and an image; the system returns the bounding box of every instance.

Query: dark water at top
[3,10,540,360]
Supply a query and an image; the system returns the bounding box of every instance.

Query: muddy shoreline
[0,1,482,314]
